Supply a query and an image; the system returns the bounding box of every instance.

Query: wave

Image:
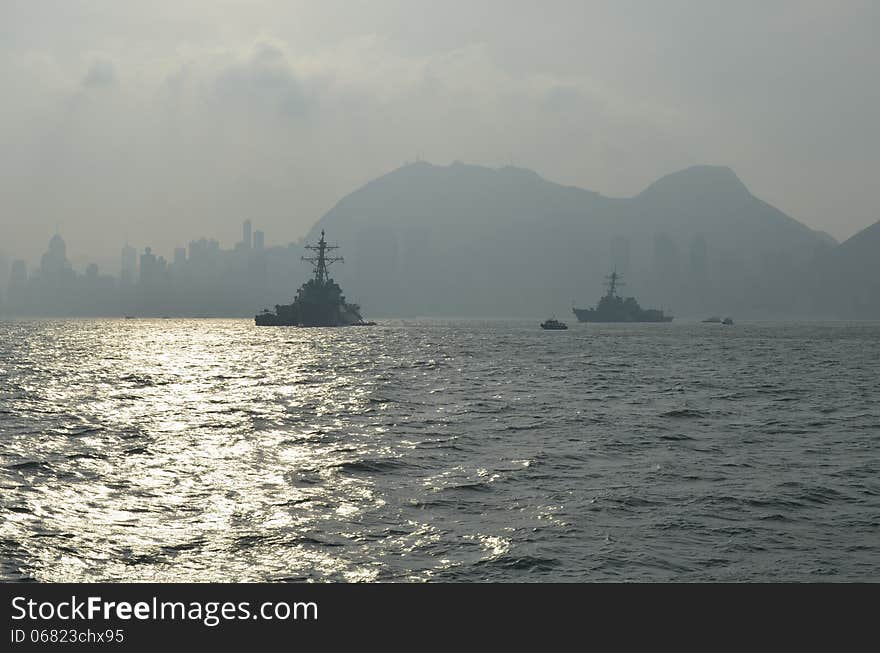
[660,408,708,418]
[335,459,407,474]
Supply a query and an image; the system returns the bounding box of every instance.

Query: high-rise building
[174,247,187,266]
[652,232,680,278]
[9,260,27,287]
[243,220,252,250]
[253,230,265,251]
[121,243,137,284]
[689,234,708,279]
[7,260,27,309]
[140,247,159,286]
[40,234,73,281]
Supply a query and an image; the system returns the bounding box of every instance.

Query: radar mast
[604,270,625,298]
[302,229,343,284]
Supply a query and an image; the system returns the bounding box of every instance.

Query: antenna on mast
[302,229,343,283]
[605,269,625,298]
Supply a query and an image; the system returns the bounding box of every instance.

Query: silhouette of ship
[540,317,568,330]
[572,271,673,323]
[255,230,373,327]
[703,315,734,325]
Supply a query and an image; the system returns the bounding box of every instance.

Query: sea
[1,319,878,582]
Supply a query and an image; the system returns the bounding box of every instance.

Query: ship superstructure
[255,230,370,327]
[572,271,673,323]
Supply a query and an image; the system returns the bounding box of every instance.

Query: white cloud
[81,58,118,88]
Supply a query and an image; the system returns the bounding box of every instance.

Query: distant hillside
[815,220,880,318]
[305,161,851,319]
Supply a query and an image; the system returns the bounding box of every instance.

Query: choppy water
[1,319,878,582]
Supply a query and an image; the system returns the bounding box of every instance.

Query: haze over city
[3,0,880,596]
[2,0,879,275]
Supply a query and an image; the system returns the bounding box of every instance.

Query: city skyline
[4,159,878,321]
[1,218,283,280]
[0,218,307,317]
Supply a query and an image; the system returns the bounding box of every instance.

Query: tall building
[174,247,187,266]
[242,220,252,250]
[189,238,220,263]
[689,234,708,279]
[9,260,27,287]
[652,232,680,278]
[140,247,164,286]
[253,230,265,251]
[121,243,137,284]
[7,260,27,310]
[40,234,73,281]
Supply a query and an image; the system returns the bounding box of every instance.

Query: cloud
[212,40,309,117]
[81,59,117,89]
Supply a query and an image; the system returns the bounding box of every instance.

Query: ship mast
[302,230,343,283]
[605,270,625,298]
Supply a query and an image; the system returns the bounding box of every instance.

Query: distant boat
[722,317,734,325]
[540,317,568,330]
[572,271,673,323]
[702,316,722,323]
[124,315,135,319]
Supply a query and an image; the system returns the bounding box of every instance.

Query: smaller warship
[572,271,673,323]
[540,317,568,330]
[255,230,372,327]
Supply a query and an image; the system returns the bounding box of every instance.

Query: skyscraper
[243,220,252,250]
[9,260,27,287]
[7,260,27,309]
[40,234,73,281]
[121,243,137,284]
[253,230,265,251]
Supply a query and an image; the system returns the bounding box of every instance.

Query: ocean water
[1,318,878,582]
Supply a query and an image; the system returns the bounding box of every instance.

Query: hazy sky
[2,0,878,270]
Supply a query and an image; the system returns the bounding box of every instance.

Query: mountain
[815,220,880,318]
[839,219,880,262]
[304,161,846,319]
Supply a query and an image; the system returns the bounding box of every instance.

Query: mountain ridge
[305,161,873,318]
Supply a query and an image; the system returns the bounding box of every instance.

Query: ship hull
[255,312,373,327]
[572,308,673,323]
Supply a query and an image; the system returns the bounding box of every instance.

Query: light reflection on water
[1,318,879,581]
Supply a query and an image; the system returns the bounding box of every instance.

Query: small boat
[540,317,568,330]
[702,316,721,323]
[722,317,734,325]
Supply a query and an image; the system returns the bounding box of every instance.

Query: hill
[815,220,880,318]
[305,161,842,319]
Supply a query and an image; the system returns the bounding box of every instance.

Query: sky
[1,0,878,271]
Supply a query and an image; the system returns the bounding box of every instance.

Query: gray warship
[572,271,673,323]
[255,230,372,327]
